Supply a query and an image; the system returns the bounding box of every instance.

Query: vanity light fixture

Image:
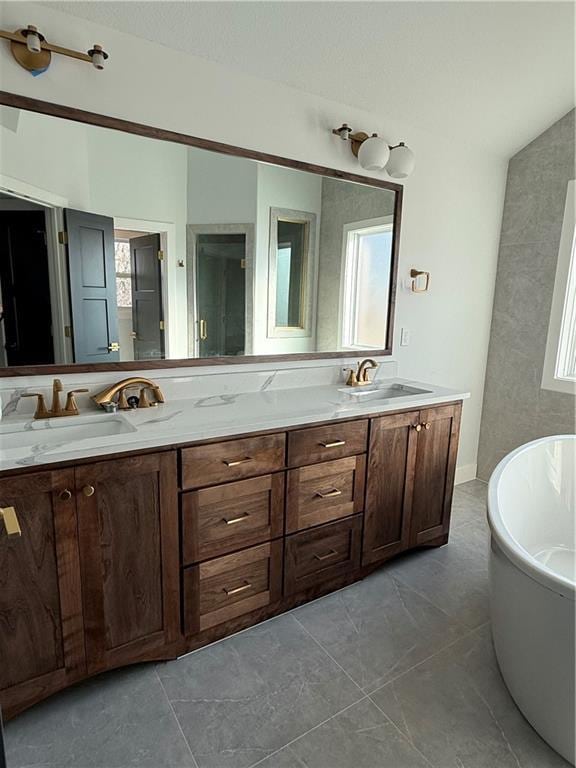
[332,123,415,178]
[0,24,109,76]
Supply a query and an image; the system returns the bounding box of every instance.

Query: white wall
[0,2,508,476]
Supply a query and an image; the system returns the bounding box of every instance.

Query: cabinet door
[410,404,462,545]
[362,411,420,566]
[76,452,180,674]
[0,469,85,718]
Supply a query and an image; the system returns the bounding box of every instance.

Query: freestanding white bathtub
[488,435,575,765]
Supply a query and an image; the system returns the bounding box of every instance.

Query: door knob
[413,424,422,432]
[59,489,72,501]
[424,422,431,430]
[82,485,95,497]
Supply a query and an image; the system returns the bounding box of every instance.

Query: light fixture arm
[331,122,415,178]
[0,25,108,74]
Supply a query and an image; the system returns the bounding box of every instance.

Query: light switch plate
[400,328,411,346]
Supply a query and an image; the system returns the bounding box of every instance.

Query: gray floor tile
[293,569,466,693]
[157,614,362,768]
[450,487,488,530]
[371,625,570,768]
[387,519,490,630]
[257,699,430,768]
[4,666,197,768]
[455,479,488,504]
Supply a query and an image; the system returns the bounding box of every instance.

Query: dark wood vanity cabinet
[0,469,85,718]
[0,452,180,717]
[75,453,180,675]
[0,400,462,717]
[362,403,462,566]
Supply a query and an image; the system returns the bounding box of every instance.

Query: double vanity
[0,369,467,717]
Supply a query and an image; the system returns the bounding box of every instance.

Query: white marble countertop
[0,378,469,473]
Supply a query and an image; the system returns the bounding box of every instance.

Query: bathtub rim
[487,434,575,601]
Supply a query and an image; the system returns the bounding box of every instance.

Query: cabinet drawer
[181,433,285,490]
[182,474,285,564]
[286,456,366,534]
[284,516,362,596]
[183,541,283,634]
[287,420,368,467]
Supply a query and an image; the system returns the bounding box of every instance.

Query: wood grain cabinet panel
[284,516,362,595]
[410,404,462,545]
[183,541,283,634]
[0,469,85,718]
[287,420,368,467]
[182,474,285,564]
[286,455,365,533]
[76,452,180,674]
[362,411,420,566]
[181,433,286,489]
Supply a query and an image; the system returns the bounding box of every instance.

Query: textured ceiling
[46,1,574,156]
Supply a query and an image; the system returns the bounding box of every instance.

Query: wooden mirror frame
[0,91,403,377]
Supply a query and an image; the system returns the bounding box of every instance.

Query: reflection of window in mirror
[268,208,317,338]
[340,216,393,350]
[275,220,308,328]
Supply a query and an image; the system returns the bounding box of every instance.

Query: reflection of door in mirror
[0,202,54,366]
[196,233,246,357]
[340,216,394,350]
[114,231,165,362]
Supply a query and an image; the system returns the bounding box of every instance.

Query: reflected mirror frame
[0,90,403,377]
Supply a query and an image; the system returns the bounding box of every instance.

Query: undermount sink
[0,416,137,461]
[341,383,433,403]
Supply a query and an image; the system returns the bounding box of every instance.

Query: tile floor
[5,481,570,768]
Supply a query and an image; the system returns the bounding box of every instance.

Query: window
[114,239,132,308]
[340,217,393,349]
[542,180,576,394]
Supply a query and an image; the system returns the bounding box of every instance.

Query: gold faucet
[21,379,89,419]
[92,377,165,410]
[344,359,379,387]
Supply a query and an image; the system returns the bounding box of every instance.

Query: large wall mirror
[0,95,402,374]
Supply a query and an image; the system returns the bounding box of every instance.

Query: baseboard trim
[455,463,477,485]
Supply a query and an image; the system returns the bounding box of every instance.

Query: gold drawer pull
[0,506,21,537]
[314,549,339,562]
[223,456,253,467]
[319,440,345,448]
[223,513,250,525]
[315,488,342,499]
[223,581,252,596]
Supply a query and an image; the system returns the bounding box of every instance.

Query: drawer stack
[179,422,369,638]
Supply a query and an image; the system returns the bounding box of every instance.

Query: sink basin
[0,416,137,461]
[341,383,432,403]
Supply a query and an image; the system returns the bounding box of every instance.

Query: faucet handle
[64,389,89,415]
[21,393,50,419]
[343,368,359,387]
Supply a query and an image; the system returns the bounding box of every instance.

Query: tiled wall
[477,109,576,479]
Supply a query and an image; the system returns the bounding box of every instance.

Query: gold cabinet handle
[424,422,431,430]
[319,440,345,448]
[222,513,250,525]
[0,506,21,537]
[82,485,95,497]
[107,342,120,352]
[59,489,72,501]
[199,319,208,341]
[223,581,252,596]
[413,424,422,432]
[222,456,253,467]
[314,549,338,561]
[315,488,342,499]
